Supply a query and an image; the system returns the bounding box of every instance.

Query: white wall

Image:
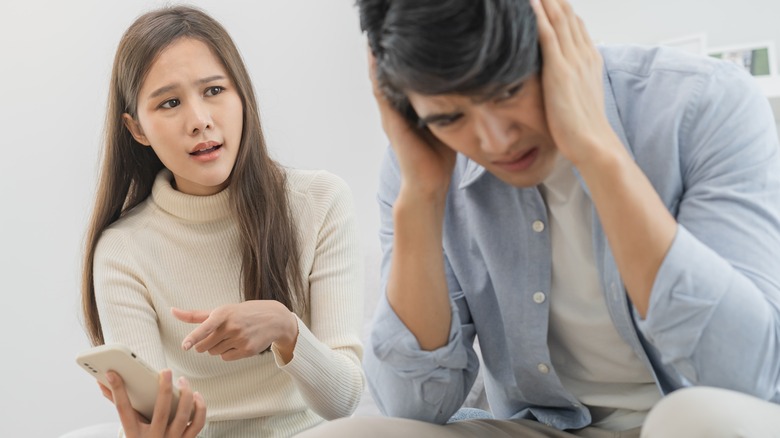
[0,1,776,437]
[571,0,780,134]
[572,0,780,50]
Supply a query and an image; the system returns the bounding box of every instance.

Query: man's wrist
[572,132,630,181]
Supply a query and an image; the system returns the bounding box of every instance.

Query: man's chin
[492,171,544,188]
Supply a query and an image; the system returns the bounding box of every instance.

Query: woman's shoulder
[109,198,157,230]
[284,167,352,202]
[283,167,355,230]
[95,199,157,253]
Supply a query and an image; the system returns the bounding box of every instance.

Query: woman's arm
[94,230,207,435]
[272,172,366,420]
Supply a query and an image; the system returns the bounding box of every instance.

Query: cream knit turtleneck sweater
[93,169,364,438]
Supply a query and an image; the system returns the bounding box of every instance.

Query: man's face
[407,74,558,188]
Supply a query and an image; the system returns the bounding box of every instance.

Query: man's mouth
[492,147,539,172]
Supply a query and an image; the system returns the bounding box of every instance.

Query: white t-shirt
[539,156,661,431]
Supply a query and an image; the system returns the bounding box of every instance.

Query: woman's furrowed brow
[147,75,226,99]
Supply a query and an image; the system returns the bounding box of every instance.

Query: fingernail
[106,372,116,385]
[178,376,189,388]
[194,391,203,402]
[182,341,192,351]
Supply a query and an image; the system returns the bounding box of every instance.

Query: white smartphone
[76,343,180,423]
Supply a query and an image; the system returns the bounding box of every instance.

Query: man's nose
[475,112,515,154]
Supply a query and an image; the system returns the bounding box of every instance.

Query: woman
[81,6,364,437]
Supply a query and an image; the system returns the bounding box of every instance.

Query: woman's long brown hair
[82,6,305,346]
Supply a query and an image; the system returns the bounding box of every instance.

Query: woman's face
[123,37,244,196]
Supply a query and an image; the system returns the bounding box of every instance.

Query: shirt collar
[459,54,633,191]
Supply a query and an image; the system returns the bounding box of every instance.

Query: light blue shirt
[365,45,780,430]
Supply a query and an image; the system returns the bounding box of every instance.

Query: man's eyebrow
[418,112,460,127]
[472,80,526,103]
[148,75,226,99]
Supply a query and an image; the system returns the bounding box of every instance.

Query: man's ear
[122,113,151,146]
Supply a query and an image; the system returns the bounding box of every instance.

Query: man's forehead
[406,91,467,116]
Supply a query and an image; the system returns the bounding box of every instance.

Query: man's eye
[429,114,462,128]
[160,99,180,109]
[205,86,224,96]
[496,84,523,102]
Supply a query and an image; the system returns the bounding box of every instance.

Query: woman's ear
[122,113,151,146]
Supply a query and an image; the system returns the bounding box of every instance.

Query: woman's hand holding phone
[102,369,206,438]
[77,344,207,438]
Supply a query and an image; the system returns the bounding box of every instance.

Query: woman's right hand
[101,369,206,438]
[368,51,456,202]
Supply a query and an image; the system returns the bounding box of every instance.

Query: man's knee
[642,386,776,438]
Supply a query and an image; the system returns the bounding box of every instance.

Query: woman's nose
[187,101,213,134]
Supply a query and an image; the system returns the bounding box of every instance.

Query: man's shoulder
[598,44,755,132]
[600,44,720,79]
[601,43,760,119]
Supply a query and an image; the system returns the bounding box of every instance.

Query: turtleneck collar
[150,170,232,223]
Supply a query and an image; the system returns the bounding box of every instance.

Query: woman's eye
[160,99,180,109]
[205,86,224,96]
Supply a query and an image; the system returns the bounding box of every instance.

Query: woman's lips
[190,144,221,155]
[189,143,223,162]
[190,140,221,154]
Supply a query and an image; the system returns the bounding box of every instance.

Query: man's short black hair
[358,0,540,123]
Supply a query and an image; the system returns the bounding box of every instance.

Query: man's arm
[366,54,457,350]
[532,0,676,318]
[634,61,780,396]
[364,148,480,423]
[533,0,780,395]
[388,189,452,349]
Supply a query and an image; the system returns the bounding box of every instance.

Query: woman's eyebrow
[148,83,179,100]
[147,75,226,99]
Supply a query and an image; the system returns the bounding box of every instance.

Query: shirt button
[537,363,550,374]
[532,220,545,232]
[533,292,546,304]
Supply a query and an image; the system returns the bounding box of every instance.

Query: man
[300,0,780,436]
